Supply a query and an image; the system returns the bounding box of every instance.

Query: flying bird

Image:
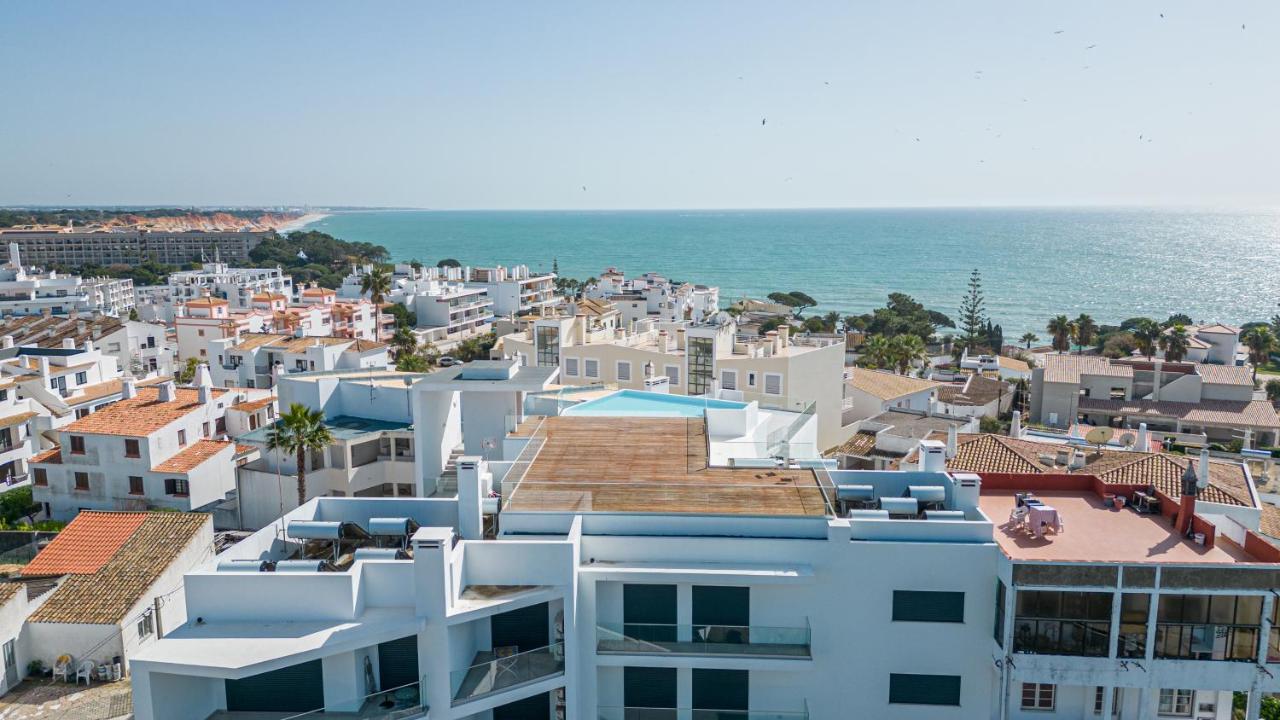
[581,186,587,192]
[761,118,767,126]
[1160,13,1164,18]
[1053,29,1064,34]
[1086,44,1097,49]
[1242,24,1246,30]
[914,137,920,142]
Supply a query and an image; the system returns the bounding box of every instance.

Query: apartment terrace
[503,416,829,516]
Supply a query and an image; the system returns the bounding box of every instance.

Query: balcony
[596,623,811,659]
[450,642,564,706]
[208,680,426,719]
[1155,623,1260,661]
[599,709,808,720]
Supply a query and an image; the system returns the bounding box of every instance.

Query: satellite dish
[1118,433,1136,449]
[1084,426,1115,446]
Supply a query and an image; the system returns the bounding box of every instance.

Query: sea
[297,207,1280,340]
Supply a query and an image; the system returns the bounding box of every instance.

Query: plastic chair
[75,659,94,686]
[52,655,72,682]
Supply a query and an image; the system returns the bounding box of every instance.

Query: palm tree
[391,326,418,358]
[266,403,334,507]
[822,311,841,332]
[888,334,929,375]
[360,267,393,340]
[1073,314,1098,354]
[1019,332,1039,349]
[1047,315,1073,353]
[1242,326,1276,382]
[860,335,891,369]
[1159,324,1191,363]
[1132,318,1162,360]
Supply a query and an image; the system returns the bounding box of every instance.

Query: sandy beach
[275,212,330,233]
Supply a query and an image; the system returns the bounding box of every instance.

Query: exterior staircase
[433,447,465,497]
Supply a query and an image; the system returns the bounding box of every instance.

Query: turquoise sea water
[302,208,1280,339]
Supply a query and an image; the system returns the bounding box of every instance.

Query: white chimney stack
[1010,410,1022,439]
[121,376,137,400]
[1198,447,1211,486]
[946,425,958,459]
[61,338,75,350]
[0,335,12,349]
[777,325,789,349]
[157,380,177,403]
[195,363,213,403]
[1136,423,1149,453]
[919,439,947,473]
[83,339,94,353]
[7,243,19,269]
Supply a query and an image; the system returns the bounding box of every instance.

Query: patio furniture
[1027,504,1062,539]
[75,659,94,686]
[493,645,520,684]
[52,655,72,683]
[1008,506,1029,524]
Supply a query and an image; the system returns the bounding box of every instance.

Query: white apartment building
[340,264,492,346]
[296,285,381,341]
[129,372,1280,720]
[29,372,246,521]
[1030,355,1279,446]
[499,310,850,450]
[1159,324,1242,366]
[206,333,388,390]
[0,243,134,317]
[0,312,174,380]
[469,265,559,317]
[0,375,40,485]
[586,267,720,324]
[137,260,292,323]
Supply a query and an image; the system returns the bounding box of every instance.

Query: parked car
[438,356,459,367]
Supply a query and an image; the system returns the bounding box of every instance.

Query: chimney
[61,338,75,349]
[456,456,489,540]
[777,325,789,348]
[1198,447,1211,486]
[121,375,137,400]
[1176,462,1202,535]
[951,472,982,513]
[1009,410,1022,439]
[37,356,49,379]
[83,339,94,353]
[7,243,19,268]
[293,324,305,338]
[1152,360,1163,402]
[1069,449,1086,470]
[0,335,11,349]
[946,425,958,458]
[643,361,655,379]
[919,439,946,473]
[157,380,177,403]
[1136,423,1149,453]
[195,363,213,403]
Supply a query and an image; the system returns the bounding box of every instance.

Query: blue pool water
[563,390,747,418]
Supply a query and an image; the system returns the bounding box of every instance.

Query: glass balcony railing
[598,708,809,720]
[213,681,426,719]
[596,623,811,658]
[1155,623,1260,661]
[450,642,565,705]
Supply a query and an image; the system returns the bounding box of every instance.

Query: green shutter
[892,591,965,623]
[378,635,419,690]
[225,659,323,712]
[888,673,961,706]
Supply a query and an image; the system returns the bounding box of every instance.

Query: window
[1013,590,1112,657]
[664,365,680,386]
[1155,594,1261,661]
[747,372,757,388]
[1094,687,1120,716]
[764,372,783,396]
[74,472,89,491]
[177,430,187,447]
[1021,683,1055,711]
[564,357,579,377]
[216,417,227,435]
[535,326,560,367]
[75,371,87,385]
[584,358,599,379]
[617,361,631,382]
[888,673,961,706]
[198,329,205,337]
[994,580,1006,646]
[0,389,8,401]
[721,369,737,391]
[137,609,154,639]
[893,590,965,623]
[164,478,190,496]
[202,422,211,437]
[1158,689,1193,716]
[69,436,85,455]
[128,476,144,495]
[75,407,89,419]
[687,337,714,395]
[1119,593,1150,658]
[1109,387,1125,400]
[124,439,140,458]
[33,468,46,487]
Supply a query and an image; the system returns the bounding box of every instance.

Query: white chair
[1008,506,1028,525]
[52,655,72,682]
[75,659,94,686]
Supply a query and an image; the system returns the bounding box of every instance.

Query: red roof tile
[21,512,147,576]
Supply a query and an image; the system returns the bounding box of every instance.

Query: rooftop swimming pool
[562,389,748,418]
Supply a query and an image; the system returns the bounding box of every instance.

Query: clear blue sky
[2,1,1277,209]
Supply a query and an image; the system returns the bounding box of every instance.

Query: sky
[1,1,1278,210]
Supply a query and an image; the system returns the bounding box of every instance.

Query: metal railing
[264,680,426,719]
[599,709,809,720]
[500,416,548,510]
[597,622,811,658]
[450,642,565,705]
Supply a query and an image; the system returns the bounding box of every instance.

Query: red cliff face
[104,211,302,232]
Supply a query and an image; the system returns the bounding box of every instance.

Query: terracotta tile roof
[184,297,229,307]
[998,355,1030,372]
[344,338,387,353]
[1195,364,1254,386]
[29,446,60,464]
[1042,354,1133,384]
[230,333,289,351]
[1196,323,1241,335]
[0,583,23,606]
[251,292,287,302]
[64,386,227,437]
[21,512,148,576]
[234,443,258,456]
[936,375,1010,407]
[939,433,1255,508]
[0,411,36,430]
[152,439,232,473]
[63,375,168,408]
[1259,504,1280,542]
[845,368,940,401]
[266,336,351,353]
[231,396,276,413]
[1078,397,1280,429]
[27,512,211,625]
[576,298,617,317]
[301,287,336,296]
[828,431,878,457]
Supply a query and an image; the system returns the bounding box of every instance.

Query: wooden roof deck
[505,417,828,516]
